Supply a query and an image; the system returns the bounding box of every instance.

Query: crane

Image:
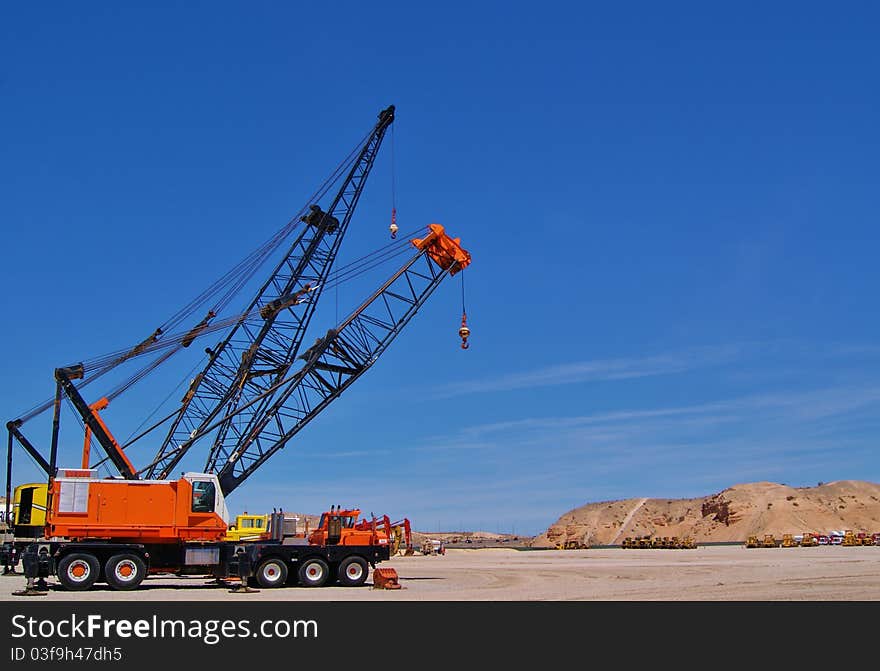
[3,104,470,539]
[2,105,471,591]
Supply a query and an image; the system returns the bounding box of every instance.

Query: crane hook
[390,208,398,239]
[458,312,470,350]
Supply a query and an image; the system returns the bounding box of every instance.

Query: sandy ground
[1,545,878,601]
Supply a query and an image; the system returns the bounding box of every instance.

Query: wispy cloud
[431,344,744,398]
[297,448,394,459]
[408,384,880,491]
[452,385,880,438]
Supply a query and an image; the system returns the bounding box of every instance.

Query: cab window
[192,480,215,513]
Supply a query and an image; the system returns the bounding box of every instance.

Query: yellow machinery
[842,530,858,546]
[761,534,778,548]
[1,483,50,571]
[800,532,818,547]
[781,533,796,548]
[11,483,49,533]
[621,537,635,549]
[745,536,759,548]
[224,513,270,541]
[390,524,414,556]
[680,537,697,549]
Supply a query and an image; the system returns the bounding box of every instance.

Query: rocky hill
[531,480,880,547]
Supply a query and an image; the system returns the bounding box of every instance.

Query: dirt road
[609,497,648,545]
[2,545,878,601]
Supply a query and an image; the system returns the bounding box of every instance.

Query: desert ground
[2,544,878,602]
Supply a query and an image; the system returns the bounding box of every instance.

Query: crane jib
[211,227,471,495]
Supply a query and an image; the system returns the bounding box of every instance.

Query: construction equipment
[680,537,698,549]
[3,106,471,593]
[760,534,778,548]
[305,506,404,549]
[421,539,446,555]
[0,482,49,572]
[225,513,270,542]
[842,530,858,546]
[745,536,759,548]
[389,520,414,556]
[620,537,635,549]
[800,532,819,547]
[781,533,796,548]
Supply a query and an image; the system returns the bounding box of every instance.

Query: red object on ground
[372,567,401,589]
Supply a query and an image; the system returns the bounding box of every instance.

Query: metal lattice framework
[144,106,395,480]
[201,243,459,494]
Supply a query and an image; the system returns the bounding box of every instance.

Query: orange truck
[22,468,393,591]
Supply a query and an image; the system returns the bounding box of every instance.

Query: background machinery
[2,105,471,592]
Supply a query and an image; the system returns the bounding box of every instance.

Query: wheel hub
[116,562,135,579]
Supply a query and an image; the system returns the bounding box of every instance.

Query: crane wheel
[337,556,369,587]
[57,552,100,591]
[298,558,330,587]
[255,558,289,588]
[104,553,147,591]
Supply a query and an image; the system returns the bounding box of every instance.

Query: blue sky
[2,3,878,536]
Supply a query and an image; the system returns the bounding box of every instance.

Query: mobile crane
[3,105,470,592]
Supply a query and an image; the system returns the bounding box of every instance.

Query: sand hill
[531,480,880,547]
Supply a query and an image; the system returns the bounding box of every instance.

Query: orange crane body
[47,469,227,544]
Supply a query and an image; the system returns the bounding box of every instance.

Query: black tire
[104,553,147,591]
[57,552,100,591]
[298,557,330,587]
[337,556,369,587]
[255,557,288,588]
